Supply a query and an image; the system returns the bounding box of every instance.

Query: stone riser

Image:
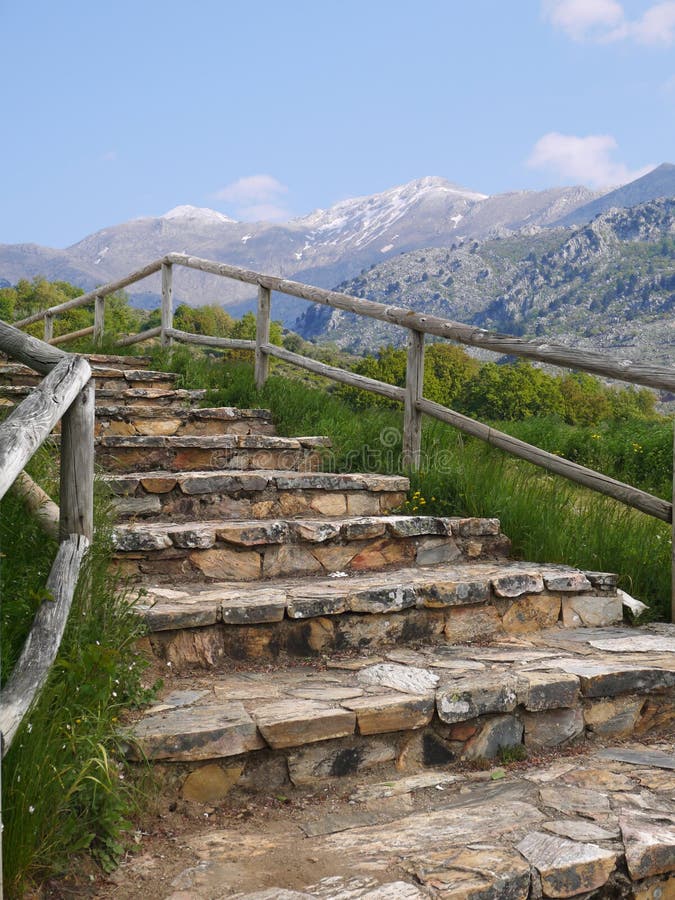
[137,559,617,662]
[140,691,675,796]
[112,487,406,527]
[95,410,276,439]
[115,528,505,584]
[103,447,324,476]
[0,385,207,409]
[107,470,406,525]
[0,371,177,392]
[0,357,178,390]
[147,589,619,668]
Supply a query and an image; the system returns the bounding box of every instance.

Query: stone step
[126,626,675,807]
[0,361,178,391]
[99,435,329,474]
[95,405,276,438]
[137,560,621,667]
[0,352,153,370]
[0,383,208,410]
[106,469,408,531]
[83,353,153,369]
[129,735,675,899]
[115,515,508,588]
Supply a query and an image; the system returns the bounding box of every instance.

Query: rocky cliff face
[296,199,675,365]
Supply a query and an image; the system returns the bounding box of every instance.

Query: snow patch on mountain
[162,205,236,224]
[294,177,489,251]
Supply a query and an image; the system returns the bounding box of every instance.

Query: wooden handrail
[11,251,675,391]
[12,258,164,328]
[166,253,675,393]
[416,397,672,523]
[0,534,89,752]
[264,343,406,402]
[0,319,67,374]
[0,355,92,501]
[167,328,255,351]
[0,322,95,764]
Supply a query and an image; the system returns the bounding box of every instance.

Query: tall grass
[1,447,155,895]
[155,350,671,619]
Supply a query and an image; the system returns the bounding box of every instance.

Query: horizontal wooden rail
[0,355,92,501]
[167,253,675,393]
[0,534,89,755]
[260,342,671,522]
[49,325,95,346]
[166,327,255,351]
[417,398,672,523]
[264,343,406,402]
[115,325,162,347]
[13,258,165,328]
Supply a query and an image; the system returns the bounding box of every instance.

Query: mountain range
[1,164,673,337]
[298,197,675,365]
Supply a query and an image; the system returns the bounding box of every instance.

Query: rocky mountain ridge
[0,176,604,323]
[296,198,675,366]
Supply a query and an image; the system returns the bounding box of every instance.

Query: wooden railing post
[255,285,271,390]
[403,329,425,470]
[161,262,173,348]
[59,379,94,542]
[93,295,105,346]
[43,314,53,343]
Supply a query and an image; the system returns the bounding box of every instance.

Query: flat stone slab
[136,560,618,630]
[128,701,265,761]
[516,830,618,896]
[620,810,675,879]
[595,747,675,770]
[251,700,356,749]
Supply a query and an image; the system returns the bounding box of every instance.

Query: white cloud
[527,132,654,188]
[631,2,675,45]
[542,0,624,41]
[543,0,675,45]
[214,174,291,220]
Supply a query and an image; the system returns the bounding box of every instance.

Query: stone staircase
[3,352,674,898]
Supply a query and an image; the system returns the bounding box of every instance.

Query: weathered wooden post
[93,295,105,346]
[403,329,425,470]
[161,262,173,348]
[255,285,271,390]
[43,314,53,343]
[59,379,95,542]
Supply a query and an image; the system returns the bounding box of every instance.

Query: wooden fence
[9,253,675,620]
[0,322,94,757]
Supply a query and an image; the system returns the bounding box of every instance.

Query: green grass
[154,349,672,619]
[0,446,156,895]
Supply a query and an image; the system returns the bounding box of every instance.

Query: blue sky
[1,0,673,247]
